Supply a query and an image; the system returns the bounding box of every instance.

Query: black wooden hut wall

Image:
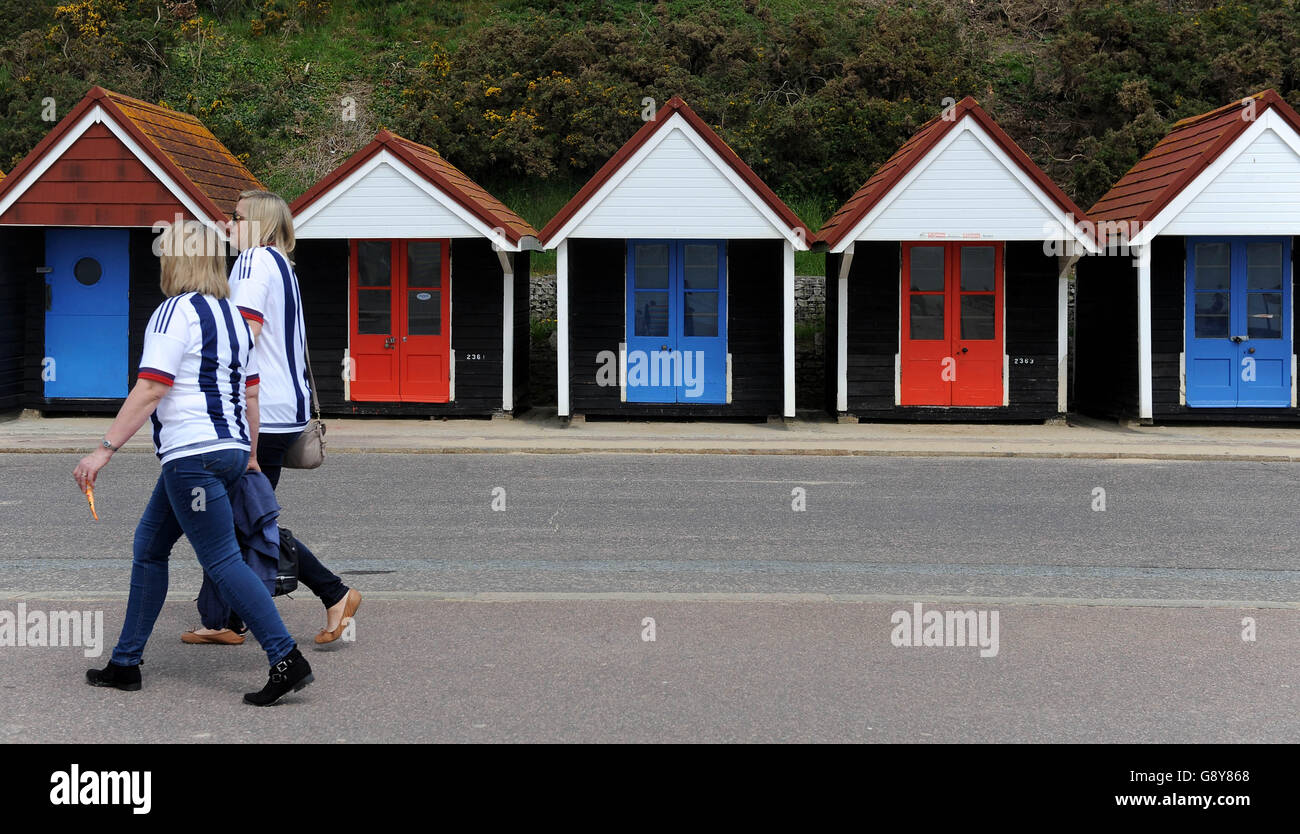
[294,238,529,417]
[825,241,1062,421]
[0,227,40,413]
[564,238,784,418]
[1075,235,1300,422]
[6,228,163,415]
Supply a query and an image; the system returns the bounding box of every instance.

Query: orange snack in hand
[85,485,99,521]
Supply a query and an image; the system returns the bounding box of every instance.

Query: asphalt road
[2,452,1297,600]
[1,452,1296,742]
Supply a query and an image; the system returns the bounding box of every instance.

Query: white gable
[294,150,509,245]
[842,123,1077,244]
[1163,124,1300,236]
[553,113,805,246]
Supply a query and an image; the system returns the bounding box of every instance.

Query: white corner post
[498,251,515,413]
[836,244,854,413]
[557,240,571,417]
[783,239,796,417]
[1136,244,1154,421]
[1056,252,1079,415]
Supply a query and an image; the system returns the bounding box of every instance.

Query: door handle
[960,347,968,354]
[1248,347,1256,354]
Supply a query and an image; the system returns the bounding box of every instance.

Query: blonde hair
[157,221,231,298]
[238,189,295,254]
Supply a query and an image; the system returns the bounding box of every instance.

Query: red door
[900,242,1003,407]
[350,240,399,401]
[350,239,451,403]
[399,241,450,402]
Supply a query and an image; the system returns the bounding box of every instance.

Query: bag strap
[267,247,321,422]
[302,338,321,421]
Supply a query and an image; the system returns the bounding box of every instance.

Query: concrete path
[1,409,1297,461]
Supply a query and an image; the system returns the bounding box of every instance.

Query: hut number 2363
[1012,357,1035,365]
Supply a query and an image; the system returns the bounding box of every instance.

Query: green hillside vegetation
[2,0,1299,275]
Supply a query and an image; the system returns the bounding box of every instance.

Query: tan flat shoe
[315,588,361,644]
[181,628,245,645]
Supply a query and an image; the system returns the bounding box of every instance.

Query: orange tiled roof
[99,88,263,215]
[0,86,262,222]
[1089,89,1300,226]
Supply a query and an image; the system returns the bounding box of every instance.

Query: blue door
[626,240,726,404]
[1185,238,1291,407]
[44,229,130,398]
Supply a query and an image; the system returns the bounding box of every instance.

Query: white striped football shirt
[138,293,259,465]
[229,245,311,433]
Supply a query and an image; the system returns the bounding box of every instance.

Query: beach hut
[816,96,1098,421]
[1075,90,1300,422]
[0,86,261,413]
[0,167,19,413]
[289,130,539,415]
[540,96,812,418]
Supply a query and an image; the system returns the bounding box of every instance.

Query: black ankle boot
[243,648,313,706]
[86,661,142,691]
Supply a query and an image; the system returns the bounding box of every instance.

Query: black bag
[275,526,301,597]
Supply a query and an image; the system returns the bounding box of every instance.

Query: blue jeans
[112,448,296,667]
[197,430,347,630]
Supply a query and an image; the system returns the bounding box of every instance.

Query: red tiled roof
[816,96,1088,249]
[0,86,261,222]
[1089,89,1300,226]
[289,130,539,245]
[539,96,812,245]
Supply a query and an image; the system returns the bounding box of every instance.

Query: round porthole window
[74,257,103,286]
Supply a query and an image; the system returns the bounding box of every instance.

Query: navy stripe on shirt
[150,412,163,457]
[156,296,178,333]
[290,259,311,406]
[267,248,307,424]
[217,298,248,442]
[189,295,232,440]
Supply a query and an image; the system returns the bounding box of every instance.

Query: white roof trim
[293,148,529,251]
[546,111,809,250]
[0,104,212,225]
[1132,108,1300,245]
[830,118,1099,254]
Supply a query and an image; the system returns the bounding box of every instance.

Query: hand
[74,448,111,492]
[247,456,262,473]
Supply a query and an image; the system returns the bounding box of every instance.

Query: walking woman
[183,190,360,646]
[77,220,313,706]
